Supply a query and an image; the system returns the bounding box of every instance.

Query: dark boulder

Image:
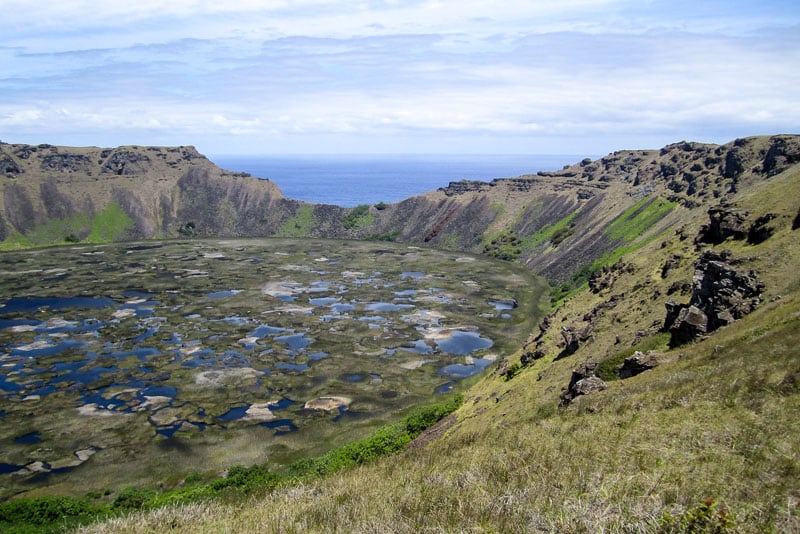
[665,303,708,346]
[560,361,607,405]
[696,205,748,244]
[572,377,608,396]
[520,349,546,366]
[661,254,682,278]
[618,351,661,379]
[558,322,594,358]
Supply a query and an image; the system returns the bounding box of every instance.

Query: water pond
[0,238,546,499]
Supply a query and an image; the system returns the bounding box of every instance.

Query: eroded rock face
[664,250,764,347]
[696,205,749,244]
[0,155,22,176]
[762,135,800,176]
[41,153,90,172]
[101,150,151,175]
[438,180,494,196]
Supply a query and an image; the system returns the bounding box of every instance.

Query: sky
[1,0,799,156]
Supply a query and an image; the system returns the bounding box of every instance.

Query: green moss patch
[276,205,317,237]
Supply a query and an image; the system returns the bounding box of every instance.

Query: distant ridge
[1,135,799,286]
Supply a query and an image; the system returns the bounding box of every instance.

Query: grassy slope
[79,167,800,531]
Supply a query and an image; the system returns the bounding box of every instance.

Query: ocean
[210,154,586,207]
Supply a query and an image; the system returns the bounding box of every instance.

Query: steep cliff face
[1,135,798,289]
[0,144,288,244]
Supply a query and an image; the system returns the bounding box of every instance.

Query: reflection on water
[275,333,313,351]
[435,330,493,355]
[14,431,41,445]
[0,296,116,313]
[365,302,414,312]
[438,358,494,378]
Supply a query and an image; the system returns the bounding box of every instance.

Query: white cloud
[1,1,799,153]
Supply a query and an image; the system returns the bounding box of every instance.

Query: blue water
[0,296,115,315]
[210,154,583,207]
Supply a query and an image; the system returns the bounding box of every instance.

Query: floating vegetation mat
[0,238,546,497]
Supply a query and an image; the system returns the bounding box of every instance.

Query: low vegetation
[0,395,462,533]
[523,210,578,248]
[341,204,374,230]
[550,196,676,304]
[275,205,316,237]
[0,203,134,250]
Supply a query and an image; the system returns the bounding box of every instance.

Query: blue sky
[1,0,798,156]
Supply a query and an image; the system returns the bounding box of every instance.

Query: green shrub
[483,230,522,261]
[549,225,574,246]
[402,394,463,435]
[0,495,102,528]
[112,487,157,510]
[367,230,399,241]
[503,363,522,381]
[290,393,464,479]
[343,204,373,230]
[659,498,735,533]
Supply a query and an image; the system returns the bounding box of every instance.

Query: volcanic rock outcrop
[664,250,764,347]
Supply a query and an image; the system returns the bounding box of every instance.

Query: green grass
[550,196,676,305]
[0,231,33,251]
[366,230,399,241]
[275,205,317,237]
[342,205,374,230]
[522,211,579,248]
[483,211,581,261]
[0,202,134,249]
[87,203,135,243]
[604,196,676,243]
